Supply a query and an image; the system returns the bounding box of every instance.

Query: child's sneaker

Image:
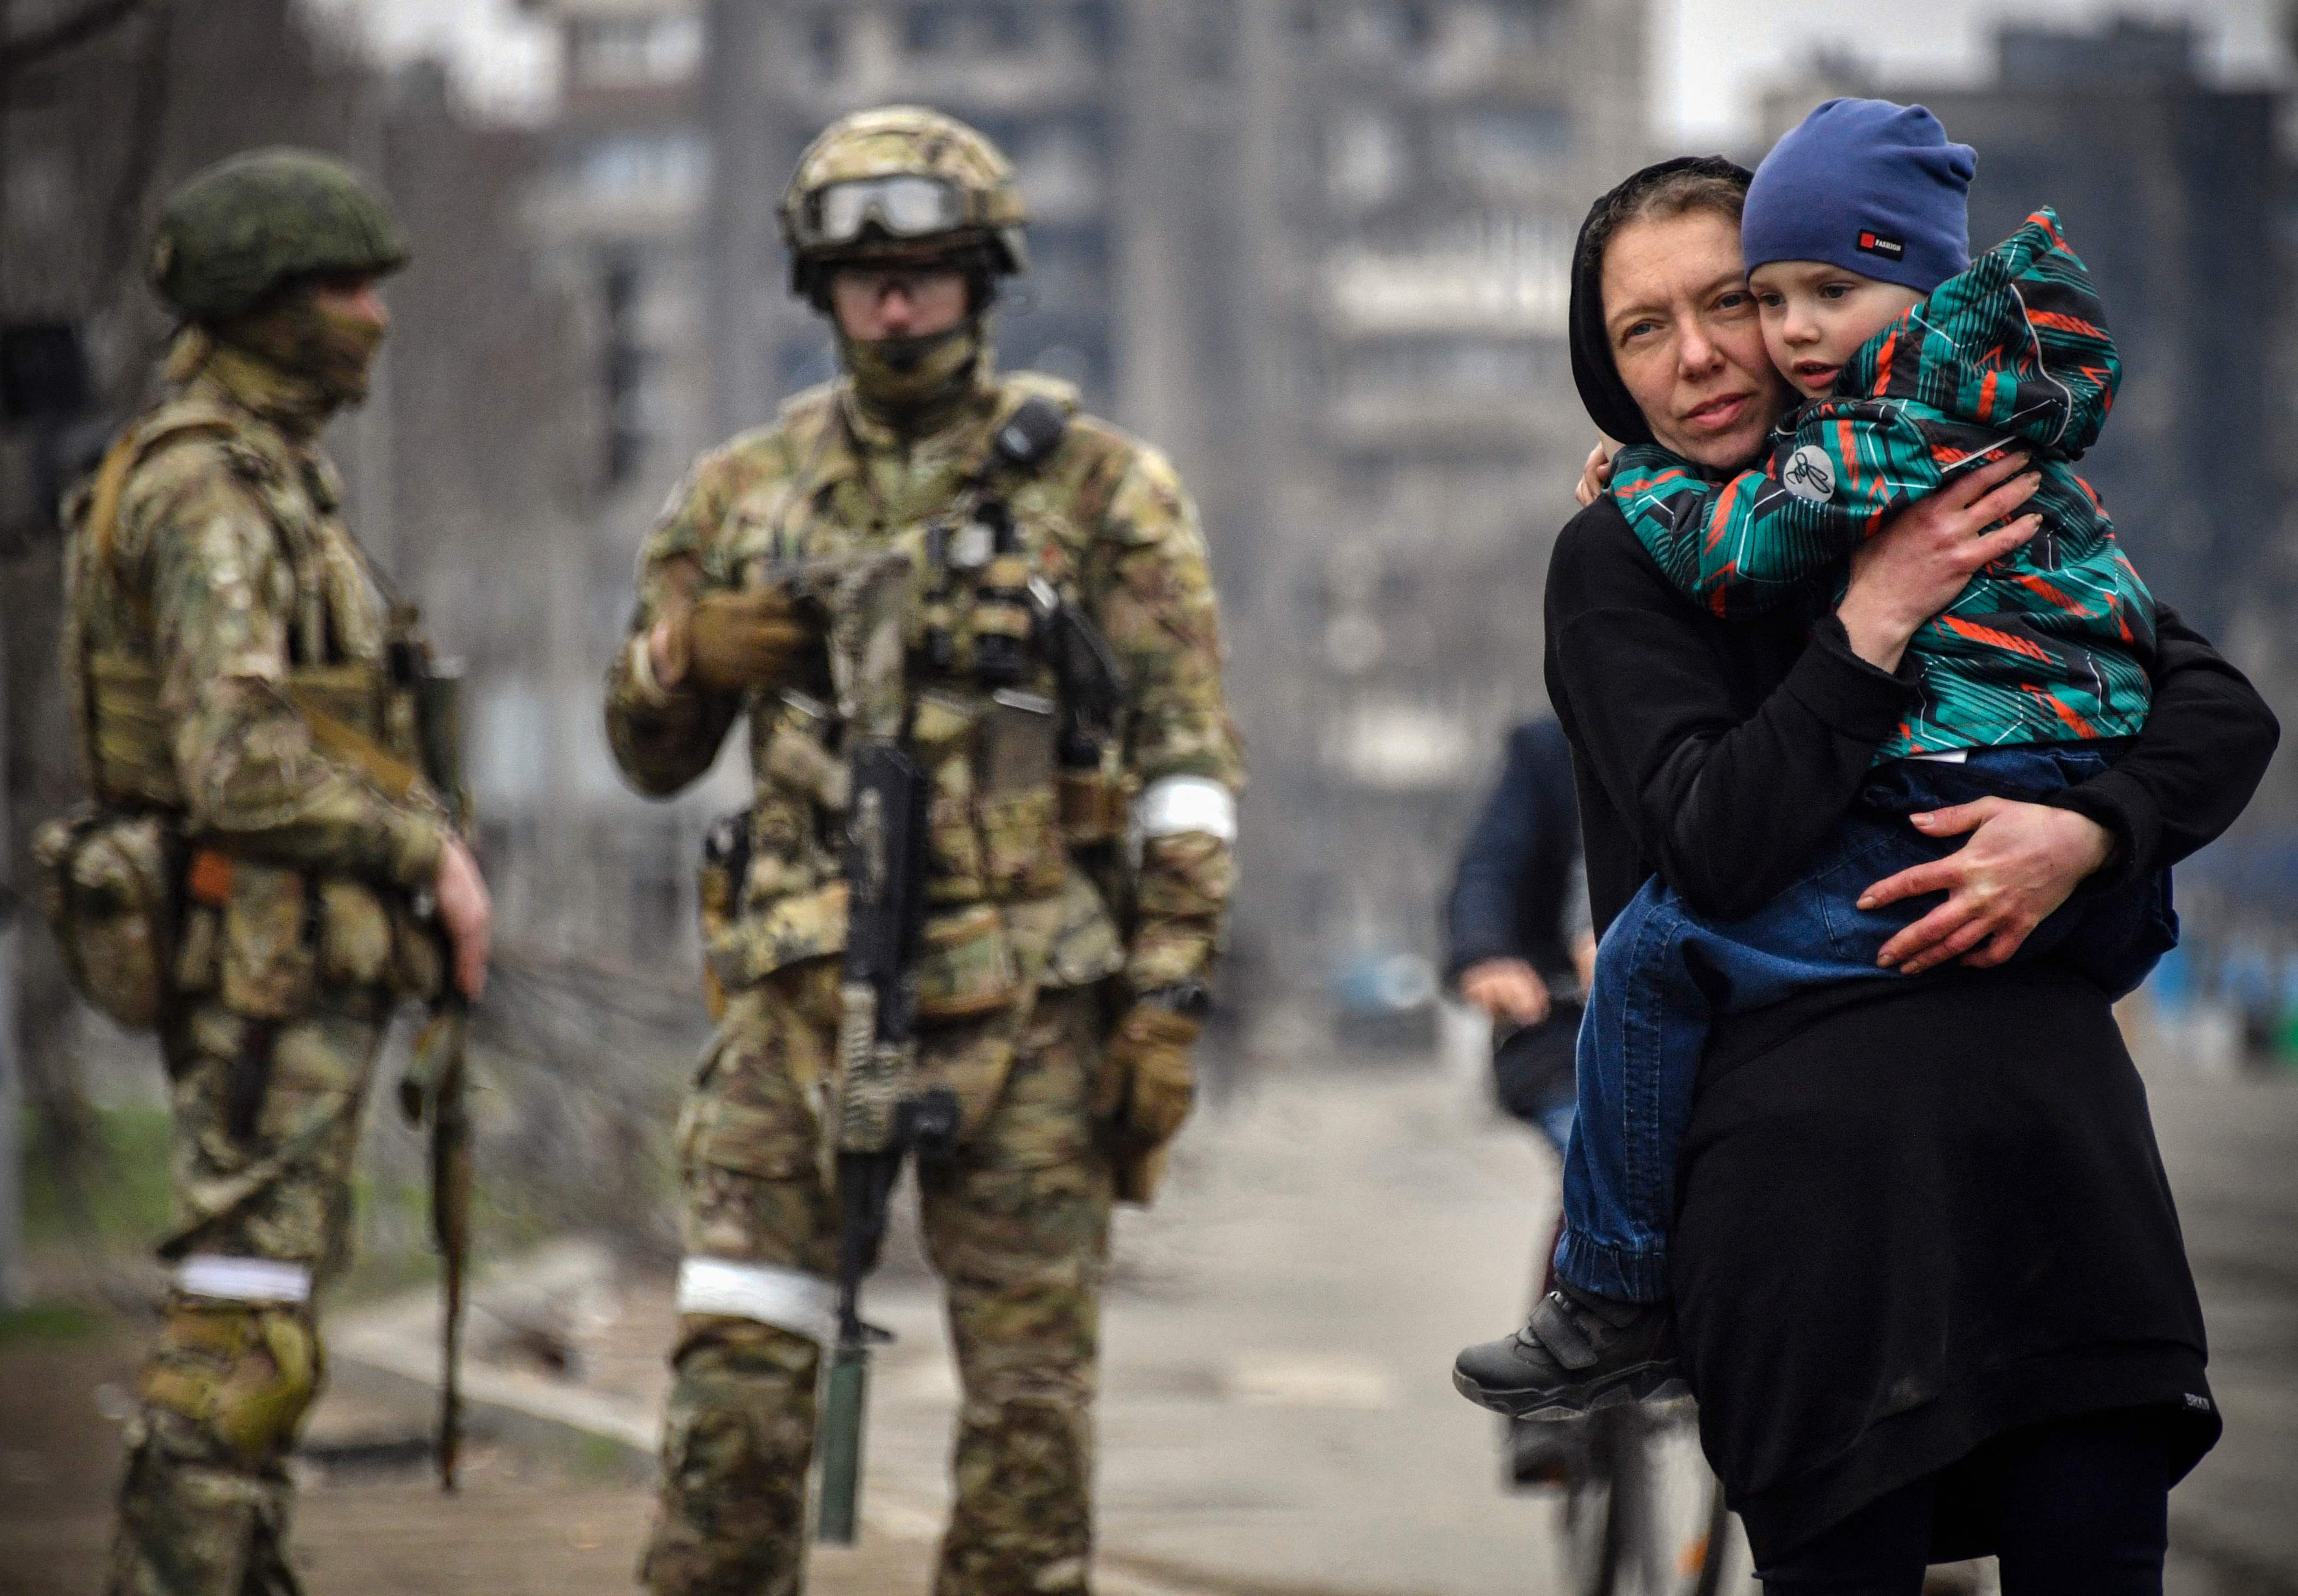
[1452,1285,1687,1421]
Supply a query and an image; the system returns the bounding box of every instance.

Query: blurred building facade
[1223,1,1643,989]
[506,0,738,975]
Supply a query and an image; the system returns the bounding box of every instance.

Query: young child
[1453,99,2177,1421]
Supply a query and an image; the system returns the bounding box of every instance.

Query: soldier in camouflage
[606,107,1241,1596]
[55,149,491,1595]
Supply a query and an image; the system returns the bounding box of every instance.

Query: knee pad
[138,1302,321,1466]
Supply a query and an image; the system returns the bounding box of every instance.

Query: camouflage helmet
[149,148,409,325]
[779,106,1028,301]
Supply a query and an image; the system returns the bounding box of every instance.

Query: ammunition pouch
[31,806,183,1032]
[1058,765,1130,846]
[914,902,1021,1022]
[49,650,445,1030]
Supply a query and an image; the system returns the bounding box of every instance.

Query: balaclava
[181,281,386,435]
[839,319,986,427]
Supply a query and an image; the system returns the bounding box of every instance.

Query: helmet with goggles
[780,106,1027,303]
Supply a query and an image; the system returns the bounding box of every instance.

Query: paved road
[2129,1007,2298,1594]
[4,1005,2293,1595]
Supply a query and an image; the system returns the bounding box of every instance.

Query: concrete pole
[0,566,24,1310]
[1112,0,1195,461]
[704,0,776,442]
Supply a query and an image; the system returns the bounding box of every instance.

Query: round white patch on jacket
[1781,444,1837,503]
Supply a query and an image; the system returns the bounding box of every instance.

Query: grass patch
[0,1300,103,1344]
[21,1104,174,1247]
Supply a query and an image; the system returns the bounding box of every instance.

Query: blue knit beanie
[1741,99,1976,294]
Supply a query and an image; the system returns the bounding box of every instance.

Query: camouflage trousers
[641,969,1114,1596]
[107,993,388,1596]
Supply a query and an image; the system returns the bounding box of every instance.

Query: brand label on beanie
[1782,445,1837,503]
[1856,231,1907,262]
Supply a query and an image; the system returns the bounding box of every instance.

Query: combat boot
[1452,1286,1686,1421]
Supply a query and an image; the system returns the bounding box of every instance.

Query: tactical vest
[696,375,1131,1017]
[39,397,441,1031]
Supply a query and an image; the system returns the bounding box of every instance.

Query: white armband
[675,1257,838,1346]
[176,1255,313,1305]
[1136,776,1238,843]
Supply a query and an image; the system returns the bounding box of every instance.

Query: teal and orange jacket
[1610,210,2155,763]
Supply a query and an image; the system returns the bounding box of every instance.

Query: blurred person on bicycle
[1446,715,1598,1486]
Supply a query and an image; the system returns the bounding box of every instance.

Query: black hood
[1568,155,1754,448]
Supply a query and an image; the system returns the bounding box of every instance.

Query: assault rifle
[813,555,960,1544]
[388,619,472,1495]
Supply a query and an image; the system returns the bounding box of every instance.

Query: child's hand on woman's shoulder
[1574,440,1618,507]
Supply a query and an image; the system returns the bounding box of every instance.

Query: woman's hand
[1573,442,1616,507]
[1837,453,2044,672]
[1858,799,2116,975]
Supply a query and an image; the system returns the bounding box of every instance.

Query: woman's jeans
[1555,740,2176,1303]
[1760,1408,2173,1594]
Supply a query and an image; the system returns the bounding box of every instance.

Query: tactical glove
[1103,1001,1203,1205]
[682,588,814,693]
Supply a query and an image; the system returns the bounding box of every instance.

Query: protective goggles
[801,175,969,248]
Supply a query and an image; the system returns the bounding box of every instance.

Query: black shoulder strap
[993,395,1068,474]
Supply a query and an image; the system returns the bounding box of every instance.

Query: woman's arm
[2046,606,2280,882]
[1862,605,2280,972]
[1550,456,2044,921]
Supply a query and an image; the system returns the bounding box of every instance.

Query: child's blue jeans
[1555,739,2176,1304]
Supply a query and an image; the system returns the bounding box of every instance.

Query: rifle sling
[285,685,429,805]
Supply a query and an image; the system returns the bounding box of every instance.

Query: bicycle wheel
[1557,1413,1622,1596]
[1562,1403,1753,1596]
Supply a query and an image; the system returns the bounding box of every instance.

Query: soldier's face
[1601,209,1792,471]
[829,265,969,343]
[307,275,390,339]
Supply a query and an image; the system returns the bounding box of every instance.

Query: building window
[1327,110,1410,209]
[1449,107,1570,185]
[1495,0,1569,55]
[576,132,711,201]
[1343,2,1435,60]
[1343,336,1561,398]
[573,15,704,89]
[904,4,960,55]
[805,13,842,77]
[982,2,1034,49]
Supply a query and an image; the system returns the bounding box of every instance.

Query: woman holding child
[1454,104,2279,1591]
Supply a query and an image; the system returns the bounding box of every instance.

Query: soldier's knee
[645,1335,816,1593]
[137,1301,321,1468]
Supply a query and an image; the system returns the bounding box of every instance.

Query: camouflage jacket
[61,345,451,1004]
[606,369,1241,1001]
[1612,211,2155,761]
